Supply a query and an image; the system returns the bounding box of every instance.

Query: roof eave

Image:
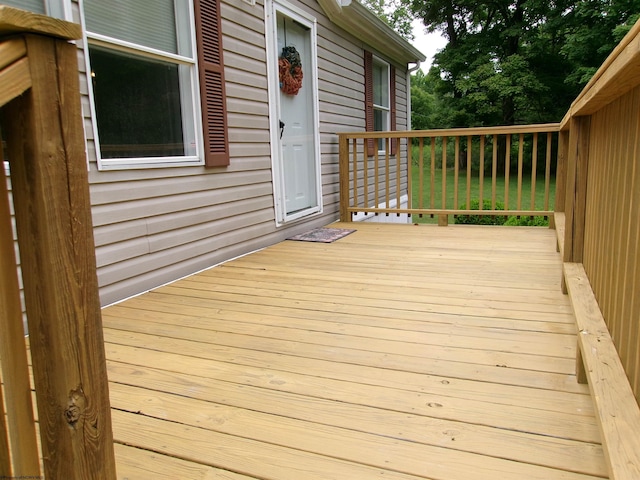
[318,0,426,65]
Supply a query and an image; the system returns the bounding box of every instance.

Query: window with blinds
[84,0,202,168]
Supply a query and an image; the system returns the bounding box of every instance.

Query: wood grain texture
[100,223,607,479]
[0,5,81,39]
[0,37,26,70]
[0,146,40,475]
[565,262,640,480]
[1,34,115,479]
[0,56,30,108]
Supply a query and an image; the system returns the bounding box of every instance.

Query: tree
[409,0,640,127]
[360,0,415,41]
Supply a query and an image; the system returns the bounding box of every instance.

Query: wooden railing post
[563,116,591,265]
[0,152,40,476]
[339,133,351,222]
[0,8,117,479]
[555,129,569,213]
[562,115,591,383]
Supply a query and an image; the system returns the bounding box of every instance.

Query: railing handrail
[338,122,561,139]
[339,124,559,224]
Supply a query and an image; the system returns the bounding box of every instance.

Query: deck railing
[338,124,560,224]
[554,18,640,478]
[0,7,116,479]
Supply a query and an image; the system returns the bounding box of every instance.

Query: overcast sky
[411,19,447,72]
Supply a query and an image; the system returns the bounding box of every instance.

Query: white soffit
[317,0,426,65]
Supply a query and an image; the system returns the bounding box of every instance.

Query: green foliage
[408,0,640,128]
[359,0,415,41]
[504,215,550,226]
[454,200,507,225]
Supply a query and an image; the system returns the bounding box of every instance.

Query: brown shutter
[364,50,375,156]
[194,0,229,167]
[390,65,397,155]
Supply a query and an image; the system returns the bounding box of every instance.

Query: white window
[2,0,65,17]
[372,57,390,151]
[82,0,202,169]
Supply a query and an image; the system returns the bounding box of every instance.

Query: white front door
[267,1,321,224]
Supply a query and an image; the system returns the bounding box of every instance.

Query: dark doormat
[287,227,356,243]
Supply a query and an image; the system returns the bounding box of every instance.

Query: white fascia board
[318,0,426,65]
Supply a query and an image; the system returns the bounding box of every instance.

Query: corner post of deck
[0,7,117,479]
[339,133,351,222]
[562,115,591,383]
[563,116,591,268]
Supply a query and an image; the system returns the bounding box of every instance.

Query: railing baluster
[406,137,412,215]
[352,138,357,212]
[430,138,435,215]
[442,136,447,209]
[396,136,401,215]
[466,136,472,209]
[505,133,511,210]
[454,136,460,210]
[545,132,552,211]
[363,138,369,211]
[517,133,524,210]
[385,138,390,212]
[418,137,424,215]
[531,132,538,211]
[374,144,379,213]
[479,136,485,210]
[492,134,498,209]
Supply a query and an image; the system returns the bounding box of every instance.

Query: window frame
[372,56,390,150]
[81,0,205,170]
[364,50,397,157]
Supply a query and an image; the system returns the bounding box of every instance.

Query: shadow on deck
[104,223,606,480]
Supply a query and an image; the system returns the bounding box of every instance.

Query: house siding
[7,0,412,310]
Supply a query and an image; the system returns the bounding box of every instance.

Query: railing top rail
[561,17,640,128]
[338,123,561,139]
[0,5,81,40]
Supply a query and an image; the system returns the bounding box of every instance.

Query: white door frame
[265,0,322,226]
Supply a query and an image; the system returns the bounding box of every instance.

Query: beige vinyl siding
[63,0,412,306]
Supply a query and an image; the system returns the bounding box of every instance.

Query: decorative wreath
[279,46,303,95]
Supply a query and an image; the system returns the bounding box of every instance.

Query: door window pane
[3,0,45,14]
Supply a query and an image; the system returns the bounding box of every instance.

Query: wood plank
[109,383,603,480]
[0,56,31,108]
[114,443,256,480]
[111,409,431,480]
[102,340,600,442]
[102,313,590,416]
[105,311,584,391]
[0,367,10,476]
[0,142,40,475]
[0,6,81,39]
[564,262,640,480]
[0,37,26,70]
[554,212,566,258]
[126,286,576,359]
[106,362,607,478]
[128,288,576,335]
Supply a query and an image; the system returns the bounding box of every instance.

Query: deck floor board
[103,223,608,479]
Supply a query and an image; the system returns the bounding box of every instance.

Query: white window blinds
[84,0,183,55]
[3,0,46,14]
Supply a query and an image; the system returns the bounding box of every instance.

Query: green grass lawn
[410,166,556,224]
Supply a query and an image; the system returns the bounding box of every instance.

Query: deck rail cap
[0,5,81,40]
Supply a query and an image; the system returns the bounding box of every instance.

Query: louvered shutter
[364,50,375,156]
[194,0,229,167]
[390,66,397,155]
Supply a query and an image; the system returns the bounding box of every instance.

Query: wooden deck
[103,222,607,480]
